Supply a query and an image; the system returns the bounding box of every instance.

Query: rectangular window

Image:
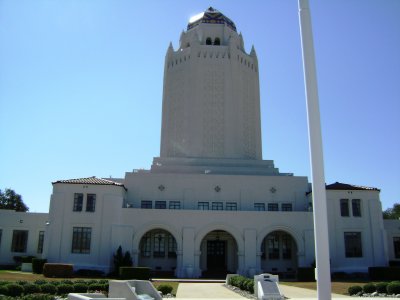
[268,233,279,259]
[352,199,361,217]
[0,229,2,248]
[168,234,177,258]
[37,231,44,254]
[11,230,28,253]
[141,200,152,209]
[169,201,181,209]
[394,237,400,259]
[281,203,292,211]
[155,201,166,209]
[340,199,349,217]
[254,203,265,211]
[344,232,362,257]
[141,233,151,257]
[226,202,237,211]
[268,203,278,211]
[153,232,165,257]
[282,234,292,259]
[73,193,83,211]
[198,202,209,210]
[71,227,91,254]
[86,194,96,212]
[212,202,223,210]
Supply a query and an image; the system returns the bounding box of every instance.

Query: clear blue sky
[0,1,399,212]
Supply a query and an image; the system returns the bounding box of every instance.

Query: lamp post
[298,0,332,299]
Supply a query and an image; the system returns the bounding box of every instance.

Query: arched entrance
[138,229,177,277]
[200,230,238,278]
[260,230,298,277]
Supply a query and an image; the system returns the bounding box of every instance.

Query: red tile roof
[326,182,380,191]
[52,176,126,190]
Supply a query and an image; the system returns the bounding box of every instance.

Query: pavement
[174,282,400,300]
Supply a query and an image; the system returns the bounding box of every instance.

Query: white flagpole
[298,0,332,299]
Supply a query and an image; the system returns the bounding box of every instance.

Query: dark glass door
[207,240,226,269]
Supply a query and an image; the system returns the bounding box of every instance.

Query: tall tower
[160,7,262,160]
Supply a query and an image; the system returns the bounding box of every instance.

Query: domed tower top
[187,7,237,32]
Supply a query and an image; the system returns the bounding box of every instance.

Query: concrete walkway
[175,282,400,299]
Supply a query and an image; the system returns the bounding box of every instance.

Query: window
[268,203,278,211]
[86,194,96,212]
[0,229,2,248]
[344,232,362,257]
[254,203,265,211]
[226,202,237,211]
[37,231,44,254]
[268,233,279,259]
[214,38,221,45]
[260,239,266,259]
[352,199,361,217]
[153,232,165,257]
[71,227,91,254]
[282,234,292,259]
[206,37,212,45]
[155,201,166,209]
[198,202,209,210]
[340,199,349,217]
[73,193,83,211]
[169,201,181,209]
[281,203,292,211]
[212,202,223,210]
[168,234,177,258]
[141,233,151,257]
[141,200,152,209]
[11,230,28,253]
[394,237,400,259]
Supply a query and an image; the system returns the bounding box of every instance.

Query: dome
[187,7,237,32]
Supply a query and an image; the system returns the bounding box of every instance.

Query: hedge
[348,285,362,296]
[3,284,24,297]
[43,264,73,278]
[362,283,376,293]
[156,284,173,295]
[56,284,74,295]
[376,282,389,293]
[297,267,315,281]
[40,284,57,295]
[387,281,400,295]
[228,275,254,294]
[23,283,42,294]
[32,259,47,274]
[369,267,400,281]
[119,267,151,280]
[73,283,88,293]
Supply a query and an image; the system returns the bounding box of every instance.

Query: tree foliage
[383,203,400,219]
[113,246,133,274]
[0,188,29,212]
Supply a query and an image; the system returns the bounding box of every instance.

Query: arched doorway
[260,230,298,277]
[200,230,238,278]
[138,229,177,277]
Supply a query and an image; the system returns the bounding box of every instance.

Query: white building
[1,7,399,277]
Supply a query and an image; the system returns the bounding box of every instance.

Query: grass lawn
[281,281,368,295]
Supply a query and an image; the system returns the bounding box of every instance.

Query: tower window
[214,38,221,45]
[206,37,212,45]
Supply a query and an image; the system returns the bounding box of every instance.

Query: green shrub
[43,263,73,278]
[34,280,47,285]
[0,281,10,286]
[4,284,24,297]
[24,283,41,294]
[98,280,108,285]
[32,259,47,274]
[73,283,88,293]
[40,284,56,295]
[0,285,8,295]
[102,283,109,293]
[119,267,150,280]
[156,284,173,295]
[88,283,104,292]
[348,285,362,296]
[60,280,73,285]
[49,281,59,286]
[73,280,86,284]
[387,281,400,295]
[363,283,376,293]
[22,294,56,300]
[86,280,98,285]
[245,279,254,294]
[297,267,315,281]
[369,267,400,281]
[21,256,36,263]
[56,284,74,295]
[16,280,29,286]
[376,282,388,293]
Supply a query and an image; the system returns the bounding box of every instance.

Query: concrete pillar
[182,227,195,278]
[244,229,257,275]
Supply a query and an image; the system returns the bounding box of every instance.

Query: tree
[0,188,29,212]
[113,246,133,275]
[383,203,400,219]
